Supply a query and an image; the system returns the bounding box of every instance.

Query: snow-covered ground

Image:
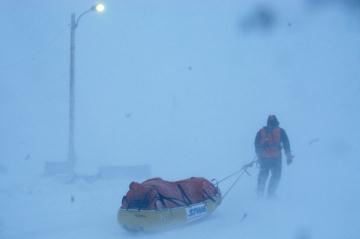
[1,1,360,238]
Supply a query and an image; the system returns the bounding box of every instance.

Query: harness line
[215,158,258,200]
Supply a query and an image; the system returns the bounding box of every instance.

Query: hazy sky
[0,1,359,175]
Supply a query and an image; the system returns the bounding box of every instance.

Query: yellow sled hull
[117,194,222,231]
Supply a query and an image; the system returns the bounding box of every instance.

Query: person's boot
[257,186,265,199]
[267,191,277,200]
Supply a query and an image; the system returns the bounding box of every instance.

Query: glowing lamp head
[95,3,105,13]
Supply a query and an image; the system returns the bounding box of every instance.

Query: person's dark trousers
[257,158,282,197]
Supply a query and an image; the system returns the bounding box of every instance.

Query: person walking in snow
[254,115,294,198]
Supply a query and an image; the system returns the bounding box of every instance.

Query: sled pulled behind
[118,177,221,231]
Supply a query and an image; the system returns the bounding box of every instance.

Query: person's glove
[286,153,294,165]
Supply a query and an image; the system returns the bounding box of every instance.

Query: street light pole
[67,4,105,172]
[68,13,77,168]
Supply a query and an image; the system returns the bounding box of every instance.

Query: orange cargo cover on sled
[118,177,222,231]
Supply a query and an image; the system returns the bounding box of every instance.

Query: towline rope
[215,158,258,200]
